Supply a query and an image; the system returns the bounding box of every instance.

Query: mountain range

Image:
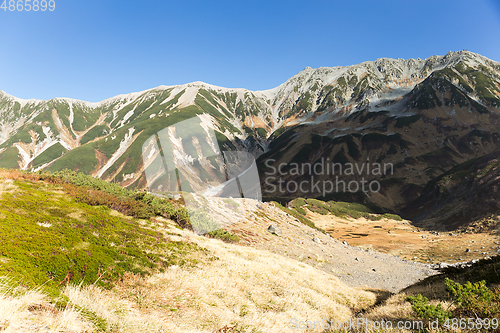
[1,50,500,220]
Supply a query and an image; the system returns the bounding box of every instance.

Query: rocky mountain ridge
[0,50,499,215]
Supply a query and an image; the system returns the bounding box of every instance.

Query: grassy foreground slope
[0,169,202,293]
[1,169,498,332]
[0,169,377,332]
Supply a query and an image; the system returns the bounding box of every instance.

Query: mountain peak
[0,51,498,214]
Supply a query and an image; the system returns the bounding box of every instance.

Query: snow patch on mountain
[172,86,199,109]
[96,127,138,178]
[14,126,59,170]
[198,114,218,145]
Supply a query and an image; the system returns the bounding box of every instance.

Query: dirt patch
[243,115,269,129]
[0,179,17,198]
[92,149,108,177]
[310,212,500,264]
[67,209,87,222]
[52,108,78,149]
[108,209,132,219]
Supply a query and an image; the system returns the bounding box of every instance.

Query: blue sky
[1,0,500,102]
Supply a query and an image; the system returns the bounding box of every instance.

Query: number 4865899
[1,0,55,11]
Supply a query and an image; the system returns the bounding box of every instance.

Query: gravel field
[226,201,439,293]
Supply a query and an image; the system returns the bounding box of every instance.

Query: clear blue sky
[1,0,500,102]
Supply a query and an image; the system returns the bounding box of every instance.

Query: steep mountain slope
[0,84,274,186]
[0,51,499,212]
[402,149,500,230]
[259,51,500,210]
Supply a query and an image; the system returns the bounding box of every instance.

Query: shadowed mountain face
[257,51,500,210]
[402,150,500,231]
[0,51,500,213]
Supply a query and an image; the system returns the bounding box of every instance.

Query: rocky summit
[1,50,500,217]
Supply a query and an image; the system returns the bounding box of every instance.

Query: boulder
[268,225,282,237]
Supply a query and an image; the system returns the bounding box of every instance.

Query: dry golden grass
[320,293,455,333]
[402,280,450,301]
[340,290,456,333]
[0,279,92,332]
[0,169,42,182]
[363,293,414,323]
[60,233,376,332]
[0,169,21,180]
[0,179,16,199]
[0,220,378,332]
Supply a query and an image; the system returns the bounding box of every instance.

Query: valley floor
[225,202,438,293]
[311,211,500,264]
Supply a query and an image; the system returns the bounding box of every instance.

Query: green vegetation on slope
[405,257,500,324]
[36,169,238,242]
[36,169,189,223]
[288,197,401,221]
[272,201,323,232]
[31,143,67,169]
[0,172,209,297]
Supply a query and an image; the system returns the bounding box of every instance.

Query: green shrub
[173,208,192,229]
[62,183,153,219]
[406,294,451,324]
[329,201,374,213]
[383,213,403,221]
[364,213,383,221]
[35,169,191,228]
[308,206,329,215]
[445,278,500,317]
[207,229,240,243]
[408,279,500,325]
[295,207,307,216]
[305,198,334,216]
[291,198,306,209]
[290,198,398,222]
[305,198,325,207]
[186,208,220,233]
[272,202,323,232]
[303,198,384,221]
